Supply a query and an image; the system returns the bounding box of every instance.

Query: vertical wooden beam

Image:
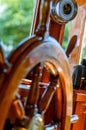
[30,0,40,35]
[30,0,65,45]
[68,6,86,71]
[49,19,65,45]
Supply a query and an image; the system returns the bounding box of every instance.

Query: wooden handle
[66,35,77,57]
[35,0,51,36]
[38,75,59,114]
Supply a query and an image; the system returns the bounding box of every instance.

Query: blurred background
[0,0,35,56]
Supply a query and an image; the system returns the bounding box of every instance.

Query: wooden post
[30,0,65,45]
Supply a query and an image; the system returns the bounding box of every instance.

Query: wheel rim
[0,37,73,130]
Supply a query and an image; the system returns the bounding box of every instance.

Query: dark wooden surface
[71,90,86,130]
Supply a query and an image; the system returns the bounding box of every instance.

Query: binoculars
[73,59,86,90]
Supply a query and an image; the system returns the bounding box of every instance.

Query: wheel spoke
[25,64,43,117]
[38,74,59,114]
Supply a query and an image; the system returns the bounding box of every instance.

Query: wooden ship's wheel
[0,0,79,130]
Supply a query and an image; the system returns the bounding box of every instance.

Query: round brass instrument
[50,0,78,24]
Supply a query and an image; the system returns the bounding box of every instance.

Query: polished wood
[71,90,86,130]
[49,19,65,45]
[66,35,77,57]
[30,0,65,44]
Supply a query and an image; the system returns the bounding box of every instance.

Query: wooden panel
[73,90,86,102]
[71,90,86,130]
[71,102,86,130]
[68,6,86,71]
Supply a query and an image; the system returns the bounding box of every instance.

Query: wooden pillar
[49,19,65,45]
[68,6,86,71]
